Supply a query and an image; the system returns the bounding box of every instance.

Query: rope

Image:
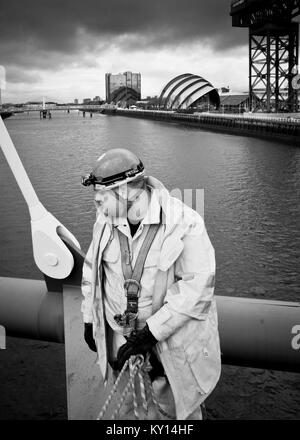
[143,371,176,420]
[96,354,176,420]
[111,357,146,420]
[129,356,140,420]
[96,358,130,420]
[96,355,143,420]
[138,369,148,415]
[111,378,134,419]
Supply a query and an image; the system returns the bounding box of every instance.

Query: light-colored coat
[81,176,221,419]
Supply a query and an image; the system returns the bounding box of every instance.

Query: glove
[84,323,97,352]
[148,352,165,381]
[117,324,157,370]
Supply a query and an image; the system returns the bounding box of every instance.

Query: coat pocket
[158,239,184,271]
[184,335,221,395]
[160,345,205,417]
[144,249,161,268]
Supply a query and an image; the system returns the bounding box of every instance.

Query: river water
[0,111,299,419]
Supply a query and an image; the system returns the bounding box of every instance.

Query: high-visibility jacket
[81,176,221,419]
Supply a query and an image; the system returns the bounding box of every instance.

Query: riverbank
[111,109,300,144]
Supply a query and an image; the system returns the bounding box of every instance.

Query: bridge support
[39,109,52,119]
[231,0,300,112]
[249,23,299,112]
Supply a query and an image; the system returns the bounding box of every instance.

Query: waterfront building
[219,92,251,113]
[136,96,160,110]
[135,100,150,110]
[105,71,141,107]
[92,96,103,105]
[74,99,78,105]
[219,91,295,113]
[158,73,220,111]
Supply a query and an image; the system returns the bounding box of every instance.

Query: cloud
[0,0,245,69]
[5,66,42,84]
[0,0,250,101]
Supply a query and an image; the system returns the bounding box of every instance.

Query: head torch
[81,162,144,189]
[81,173,97,187]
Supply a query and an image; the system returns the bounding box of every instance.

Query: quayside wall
[114,109,300,143]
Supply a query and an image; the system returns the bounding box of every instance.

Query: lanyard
[114,211,161,334]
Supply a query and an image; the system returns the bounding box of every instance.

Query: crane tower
[230,0,300,112]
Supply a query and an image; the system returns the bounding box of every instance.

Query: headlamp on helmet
[81,173,97,187]
[81,150,145,190]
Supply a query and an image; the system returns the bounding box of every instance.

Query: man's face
[94,187,127,218]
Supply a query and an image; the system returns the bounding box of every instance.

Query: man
[81,148,221,420]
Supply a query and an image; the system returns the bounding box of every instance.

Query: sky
[0,0,297,103]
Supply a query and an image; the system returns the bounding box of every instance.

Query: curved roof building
[111,86,140,104]
[159,73,220,110]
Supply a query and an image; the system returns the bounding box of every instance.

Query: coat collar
[145,176,186,238]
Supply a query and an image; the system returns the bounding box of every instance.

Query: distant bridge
[7,104,105,113]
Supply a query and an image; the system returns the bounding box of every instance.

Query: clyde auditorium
[158,73,220,110]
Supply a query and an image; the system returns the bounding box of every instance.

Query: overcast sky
[0,0,296,103]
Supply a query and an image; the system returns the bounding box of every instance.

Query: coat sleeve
[81,209,107,324]
[146,215,216,342]
[81,240,94,324]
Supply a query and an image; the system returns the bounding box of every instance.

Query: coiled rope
[96,355,144,420]
[96,354,175,420]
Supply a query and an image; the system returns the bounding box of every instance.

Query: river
[0,111,299,419]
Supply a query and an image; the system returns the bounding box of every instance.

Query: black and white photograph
[0,0,299,424]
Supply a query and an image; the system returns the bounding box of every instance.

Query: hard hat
[82,148,145,190]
